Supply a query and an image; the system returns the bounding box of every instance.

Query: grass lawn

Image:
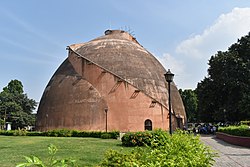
[0,136,132,167]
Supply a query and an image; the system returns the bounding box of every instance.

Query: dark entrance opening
[144,119,152,131]
[177,118,183,129]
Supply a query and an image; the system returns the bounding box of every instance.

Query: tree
[196,77,218,122]
[179,89,198,122]
[0,80,37,129]
[196,32,250,122]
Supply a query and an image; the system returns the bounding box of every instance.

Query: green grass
[0,136,132,167]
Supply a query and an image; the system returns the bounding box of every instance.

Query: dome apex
[104,29,125,35]
[102,29,139,44]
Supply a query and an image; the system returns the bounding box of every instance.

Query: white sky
[0,1,250,104]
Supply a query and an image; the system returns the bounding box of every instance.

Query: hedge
[0,129,119,139]
[218,125,250,137]
[240,120,250,126]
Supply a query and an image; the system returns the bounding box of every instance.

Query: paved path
[200,135,250,167]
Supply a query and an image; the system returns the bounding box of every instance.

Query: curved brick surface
[36,30,186,132]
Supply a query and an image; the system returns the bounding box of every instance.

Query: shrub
[89,131,102,138]
[71,130,82,137]
[108,131,119,139]
[44,129,72,137]
[71,131,101,138]
[100,148,146,166]
[150,129,170,147]
[71,130,119,139]
[240,120,250,126]
[218,125,250,137]
[0,130,15,136]
[121,129,169,147]
[101,133,112,139]
[26,131,44,136]
[0,130,27,136]
[13,129,27,136]
[100,130,217,167]
[121,131,152,147]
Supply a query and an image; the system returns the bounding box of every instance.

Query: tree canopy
[0,80,37,129]
[196,32,250,122]
[179,89,198,122]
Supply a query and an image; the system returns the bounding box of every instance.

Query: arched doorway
[144,119,152,131]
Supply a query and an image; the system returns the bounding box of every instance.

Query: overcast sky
[0,1,250,104]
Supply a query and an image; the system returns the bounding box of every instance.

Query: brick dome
[36,30,186,132]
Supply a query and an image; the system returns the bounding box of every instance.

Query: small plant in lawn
[16,144,77,167]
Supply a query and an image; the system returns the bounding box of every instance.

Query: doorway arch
[144,119,152,131]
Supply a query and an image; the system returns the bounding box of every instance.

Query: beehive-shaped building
[36,30,186,132]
